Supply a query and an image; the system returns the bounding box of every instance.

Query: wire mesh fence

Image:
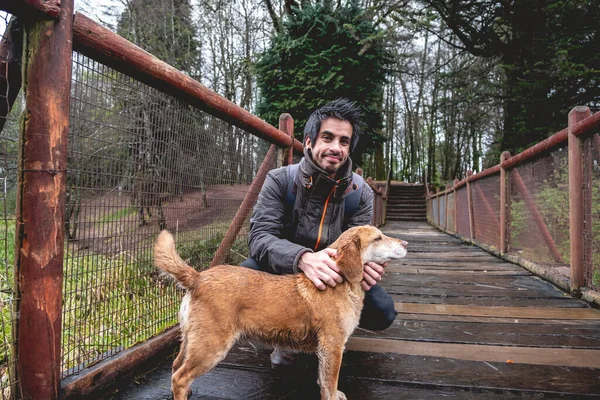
[583,132,600,290]
[0,11,20,400]
[446,191,455,234]
[508,147,570,272]
[471,174,501,250]
[455,186,470,239]
[438,195,446,231]
[61,52,273,377]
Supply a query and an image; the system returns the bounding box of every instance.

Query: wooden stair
[386,183,426,221]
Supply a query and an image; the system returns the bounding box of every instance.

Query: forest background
[76,0,599,183]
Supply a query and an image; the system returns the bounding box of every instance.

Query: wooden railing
[0,4,390,399]
[426,107,600,305]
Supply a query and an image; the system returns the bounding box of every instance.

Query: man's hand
[298,249,342,290]
[361,261,388,291]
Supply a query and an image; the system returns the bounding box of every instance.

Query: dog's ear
[336,234,364,284]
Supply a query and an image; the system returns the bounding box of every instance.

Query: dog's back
[154,230,361,350]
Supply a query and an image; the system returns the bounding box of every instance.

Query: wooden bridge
[110,220,600,399]
[2,4,599,399]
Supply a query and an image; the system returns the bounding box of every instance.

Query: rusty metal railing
[426,107,600,305]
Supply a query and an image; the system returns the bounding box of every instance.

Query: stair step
[385,183,427,222]
[386,216,427,221]
[387,208,426,213]
[387,212,426,217]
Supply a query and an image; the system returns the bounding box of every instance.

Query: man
[242,99,397,364]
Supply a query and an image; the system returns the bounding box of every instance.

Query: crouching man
[241,99,397,365]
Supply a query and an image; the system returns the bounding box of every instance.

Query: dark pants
[240,258,397,331]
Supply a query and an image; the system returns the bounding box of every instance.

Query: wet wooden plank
[392,295,581,307]
[391,273,539,284]
[339,351,600,396]
[395,303,600,318]
[392,268,530,275]
[386,285,564,298]
[405,252,500,259]
[346,337,600,368]
[216,347,600,396]
[111,355,600,399]
[389,265,522,272]
[390,257,510,269]
[395,312,600,326]
[353,319,600,348]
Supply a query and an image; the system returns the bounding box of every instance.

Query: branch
[285,0,299,15]
[263,0,283,34]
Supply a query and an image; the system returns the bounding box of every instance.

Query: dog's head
[332,226,408,284]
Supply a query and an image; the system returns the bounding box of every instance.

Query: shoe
[270,348,298,368]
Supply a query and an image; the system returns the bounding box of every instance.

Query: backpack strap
[344,172,364,215]
[285,163,300,207]
[285,164,364,217]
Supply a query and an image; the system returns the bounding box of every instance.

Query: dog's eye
[374,236,382,241]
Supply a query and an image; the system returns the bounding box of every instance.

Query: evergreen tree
[255,3,393,166]
[423,0,600,156]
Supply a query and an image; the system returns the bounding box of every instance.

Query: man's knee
[359,284,397,331]
[240,258,262,271]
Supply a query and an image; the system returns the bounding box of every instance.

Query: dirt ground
[69,185,251,255]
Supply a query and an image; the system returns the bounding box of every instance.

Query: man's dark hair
[303,98,363,152]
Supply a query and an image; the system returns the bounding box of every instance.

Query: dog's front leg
[316,337,346,400]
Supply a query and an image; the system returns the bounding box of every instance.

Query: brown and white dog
[154,225,408,400]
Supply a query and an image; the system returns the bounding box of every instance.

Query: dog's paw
[336,390,347,400]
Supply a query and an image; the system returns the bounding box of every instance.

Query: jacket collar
[297,148,353,199]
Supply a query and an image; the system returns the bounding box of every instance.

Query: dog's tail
[154,230,199,290]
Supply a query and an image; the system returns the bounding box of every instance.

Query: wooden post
[500,151,511,255]
[279,113,294,166]
[466,171,475,241]
[453,179,459,233]
[444,188,449,231]
[436,188,440,227]
[583,136,593,288]
[568,106,590,291]
[16,1,74,398]
[210,145,278,267]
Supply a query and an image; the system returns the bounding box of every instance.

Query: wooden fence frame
[1,4,389,398]
[426,106,600,306]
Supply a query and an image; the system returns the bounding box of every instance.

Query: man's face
[305,118,353,177]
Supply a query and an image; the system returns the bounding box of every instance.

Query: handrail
[426,107,600,304]
[427,110,600,200]
[72,12,303,154]
[0,0,61,18]
[365,177,385,227]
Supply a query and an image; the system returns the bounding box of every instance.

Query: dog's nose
[400,240,408,248]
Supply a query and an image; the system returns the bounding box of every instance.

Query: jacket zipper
[314,186,337,250]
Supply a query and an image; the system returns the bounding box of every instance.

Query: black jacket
[248,148,374,274]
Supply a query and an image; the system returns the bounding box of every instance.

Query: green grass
[0,218,16,396]
[0,215,249,379]
[97,206,137,223]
